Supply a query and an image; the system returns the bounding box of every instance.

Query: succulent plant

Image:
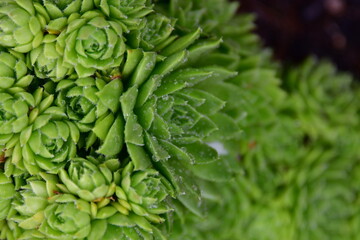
[94,0,153,31]
[0,51,33,91]
[4,103,80,175]
[282,58,359,142]
[114,162,171,224]
[127,13,175,51]
[0,88,38,171]
[0,92,34,144]
[278,59,360,240]
[0,0,48,53]
[55,76,124,156]
[0,0,359,239]
[41,201,92,239]
[58,157,118,201]
[11,175,55,226]
[28,34,74,81]
[56,11,126,77]
[117,41,242,216]
[23,113,79,173]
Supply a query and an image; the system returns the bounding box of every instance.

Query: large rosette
[119,30,241,216]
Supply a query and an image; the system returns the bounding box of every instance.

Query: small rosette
[17,107,79,174]
[0,0,48,53]
[57,11,126,77]
[28,34,74,81]
[115,162,171,224]
[58,157,118,202]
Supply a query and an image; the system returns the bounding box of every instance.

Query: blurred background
[238,0,360,78]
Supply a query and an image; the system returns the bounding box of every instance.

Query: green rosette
[0,51,33,91]
[40,201,91,239]
[10,174,91,240]
[11,175,56,228]
[9,163,168,239]
[0,0,357,239]
[55,76,124,156]
[55,77,122,131]
[5,174,55,239]
[156,2,298,238]
[94,0,153,31]
[119,31,241,216]
[0,173,15,220]
[127,13,176,51]
[28,34,74,81]
[11,105,80,175]
[1,88,55,176]
[279,60,360,239]
[0,0,48,53]
[0,91,35,148]
[114,162,171,224]
[0,172,27,240]
[57,157,118,202]
[282,58,359,142]
[57,11,126,77]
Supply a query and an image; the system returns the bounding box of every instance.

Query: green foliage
[0,0,359,239]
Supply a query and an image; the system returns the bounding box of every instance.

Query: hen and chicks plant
[1,0,359,240]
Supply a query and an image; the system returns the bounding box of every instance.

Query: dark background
[238,0,360,79]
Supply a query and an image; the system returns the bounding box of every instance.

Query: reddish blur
[239,0,360,78]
